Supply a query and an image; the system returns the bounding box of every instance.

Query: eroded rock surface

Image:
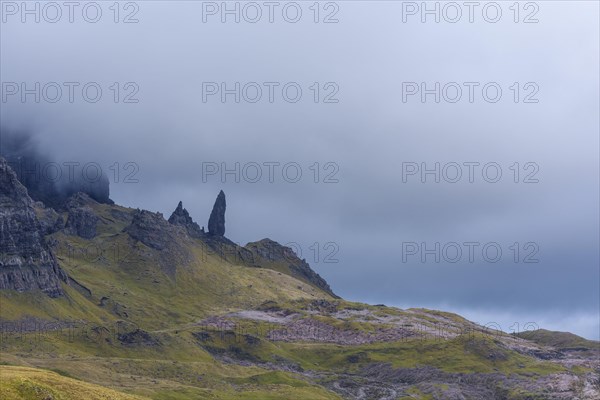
[123,209,192,276]
[0,158,68,297]
[65,206,98,239]
[168,201,204,238]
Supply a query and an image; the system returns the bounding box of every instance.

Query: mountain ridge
[1,157,598,400]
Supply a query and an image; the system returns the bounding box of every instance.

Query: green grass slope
[1,199,598,399]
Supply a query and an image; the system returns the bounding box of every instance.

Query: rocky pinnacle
[208,190,226,237]
[168,201,204,238]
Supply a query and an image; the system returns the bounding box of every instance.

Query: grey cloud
[1,1,598,338]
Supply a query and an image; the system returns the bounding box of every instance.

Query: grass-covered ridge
[515,329,600,350]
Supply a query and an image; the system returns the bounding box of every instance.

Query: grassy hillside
[0,365,148,400]
[1,198,599,399]
[0,200,332,329]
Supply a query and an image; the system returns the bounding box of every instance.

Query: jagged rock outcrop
[125,210,174,251]
[208,190,226,237]
[168,201,204,238]
[58,193,100,239]
[65,206,98,239]
[0,158,68,297]
[202,234,257,265]
[35,204,64,235]
[244,238,337,297]
[118,328,161,346]
[64,192,97,209]
[123,209,192,276]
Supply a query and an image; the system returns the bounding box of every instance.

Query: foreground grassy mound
[0,365,148,400]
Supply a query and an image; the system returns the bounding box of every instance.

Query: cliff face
[0,158,68,297]
[64,195,99,240]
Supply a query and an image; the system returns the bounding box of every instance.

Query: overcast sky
[1,1,599,339]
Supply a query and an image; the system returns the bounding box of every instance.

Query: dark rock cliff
[65,206,99,239]
[0,158,68,297]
